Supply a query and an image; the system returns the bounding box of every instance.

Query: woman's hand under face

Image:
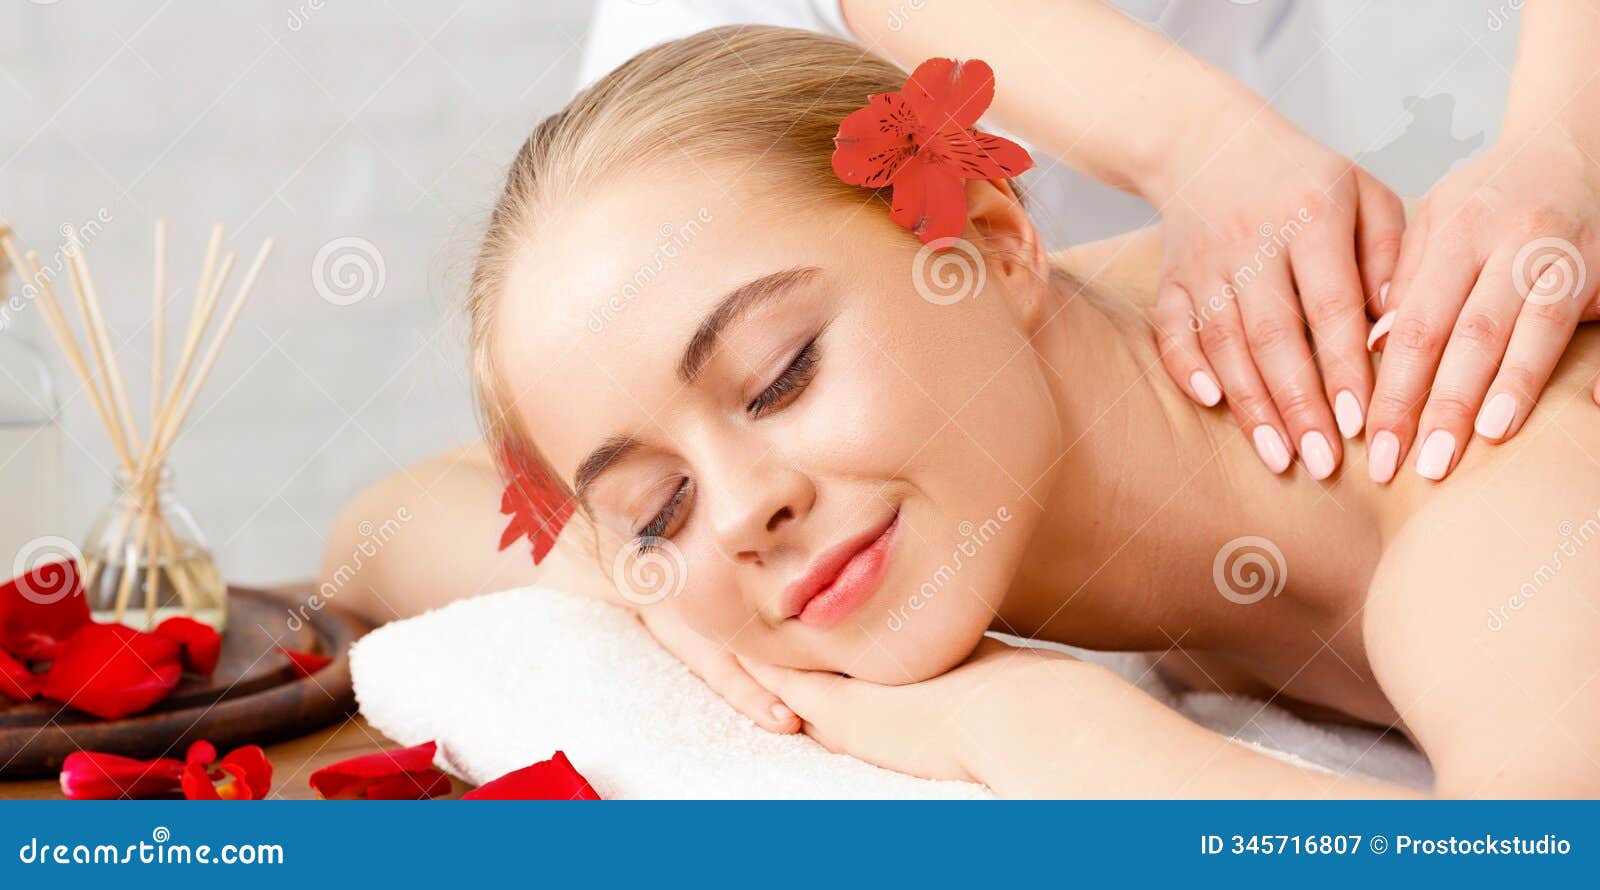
[1364,133,1600,483]
[636,606,801,735]
[1150,111,1406,481]
[741,638,1073,785]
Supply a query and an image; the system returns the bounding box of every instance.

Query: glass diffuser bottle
[81,468,226,631]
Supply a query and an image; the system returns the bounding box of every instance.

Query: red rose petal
[277,645,332,678]
[461,751,601,800]
[0,559,89,662]
[309,740,451,800]
[179,742,272,800]
[0,648,40,702]
[40,623,183,719]
[59,751,184,800]
[153,616,221,676]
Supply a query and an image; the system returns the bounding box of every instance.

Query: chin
[845,589,997,684]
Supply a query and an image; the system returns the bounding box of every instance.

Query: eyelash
[633,336,823,552]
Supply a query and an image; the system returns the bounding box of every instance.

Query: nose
[702,448,815,564]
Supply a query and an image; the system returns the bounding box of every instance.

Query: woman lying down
[327,26,1600,798]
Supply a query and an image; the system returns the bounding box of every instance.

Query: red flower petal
[59,751,184,800]
[888,155,970,244]
[309,740,452,800]
[461,751,601,800]
[831,92,919,189]
[903,58,996,130]
[497,443,576,565]
[179,741,272,800]
[277,645,332,678]
[924,123,1034,181]
[0,559,89,662]
[153,616,221,676]
[0,648,40,702]
[40,623,183,719]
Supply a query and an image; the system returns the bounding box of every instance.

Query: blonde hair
[467,24,1022,532]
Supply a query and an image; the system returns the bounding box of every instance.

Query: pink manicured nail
[1367,310,1395,351]
[770,703,794,724]
[1334,390,1364,439]
[1299,431,1336,480]
[1415,429,1456,480]
[1475,392,1516,439]
[1252,425,1291,473]
[1368,430,1399,483]
[1188,370,1222,406]
[1377,281,1390,312]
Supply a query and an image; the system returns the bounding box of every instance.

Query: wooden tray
[0,586,365,779]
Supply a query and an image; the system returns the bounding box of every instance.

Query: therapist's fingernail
[1415,429,1456,480]
[1334,390,1364,439]
[1189,370,1222,406]
[1368,430,1399,483]
[1475,392,1517,439]
[1252,425,1291,474]
[1299,431,1336,480]
[1377,281,1390,312]
[1367,310,1395,352]
[770,703,794,724]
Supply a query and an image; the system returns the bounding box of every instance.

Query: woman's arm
[748,640,1419,798]
[842,0,1406,481]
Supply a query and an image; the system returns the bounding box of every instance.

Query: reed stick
[68,251,142,454]
[151,221,166,425]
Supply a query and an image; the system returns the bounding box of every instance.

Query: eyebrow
[572,264,823,507]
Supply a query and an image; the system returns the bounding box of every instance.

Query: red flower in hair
[497,444,575,565]
[832,58,1033,245]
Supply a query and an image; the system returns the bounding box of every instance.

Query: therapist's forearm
[838,0,1291,201]
[1502,0,1600,144]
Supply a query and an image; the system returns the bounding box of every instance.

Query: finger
[1233,258,1341,480]
[1410,249,1522,479]
[644,612,799,733]
[1477,249,1590,442]
[1153,280,1223,406]
[1365,237,1482,483]
[1193,286,1294,474]
[1353,168,1407,316]
[1290,203,1375,441]
[1383,206,1432,317]
[739,657,861,724]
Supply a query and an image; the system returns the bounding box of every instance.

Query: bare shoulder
[320,443,534,623]
[1363,388,1600,796]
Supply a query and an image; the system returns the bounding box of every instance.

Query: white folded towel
[350,586,1432,798]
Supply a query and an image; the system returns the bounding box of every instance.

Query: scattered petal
[153,616,222,676]
[181,742,272,800]
[309,740,452,800]
[0,648,40,703]
[461,751,601,800]
[0,559,89,662]
[59,751,184,800]
[40,623,183,719]
[278,645,332,678]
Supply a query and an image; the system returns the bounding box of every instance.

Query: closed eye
[747,335,821,417]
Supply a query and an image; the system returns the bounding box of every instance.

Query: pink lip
[783,510,900,629]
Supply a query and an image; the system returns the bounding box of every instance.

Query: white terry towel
[350,586,1433,798]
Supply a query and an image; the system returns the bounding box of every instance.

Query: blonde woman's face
[495,167,1061,682]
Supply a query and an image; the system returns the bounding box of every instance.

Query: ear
[965,178,1050,333]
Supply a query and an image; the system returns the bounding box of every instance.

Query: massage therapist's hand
[1365,141,1600,483]
[1151,109,1405,480]
[636,607,801,735]
[741,639,1071,786]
